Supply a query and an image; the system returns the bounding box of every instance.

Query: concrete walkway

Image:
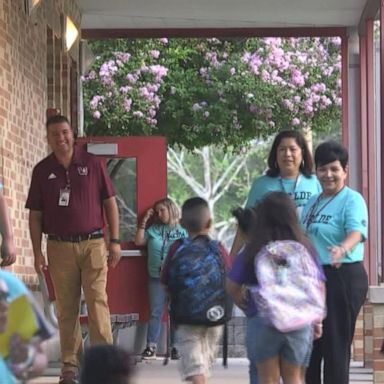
[30,359,373,384]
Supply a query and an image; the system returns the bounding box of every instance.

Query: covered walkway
[30,359,373,384]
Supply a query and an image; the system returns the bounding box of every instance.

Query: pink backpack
[251,240,326,332]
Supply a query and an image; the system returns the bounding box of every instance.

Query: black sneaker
[171,347,180,360]
[142,346,156,360]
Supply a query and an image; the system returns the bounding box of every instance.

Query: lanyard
[303,187,345,230]
[160,226,170,262]
[279,174,301,196]
[65,170,71,189]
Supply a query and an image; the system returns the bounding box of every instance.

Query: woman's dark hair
[266,130,313,178]
[81,345,133,384]
[314,140,349,170]
[232,207,256,235]
[245,191,311,264]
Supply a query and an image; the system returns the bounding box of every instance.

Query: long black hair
[245,191,312,264]
[266,130,314,178]
[232,207,256,236]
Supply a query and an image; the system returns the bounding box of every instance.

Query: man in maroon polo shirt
[26,115,121,384]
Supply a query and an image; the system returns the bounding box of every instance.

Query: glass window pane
[107,158,137,242]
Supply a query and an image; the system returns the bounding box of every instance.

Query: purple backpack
[251,240,326,332]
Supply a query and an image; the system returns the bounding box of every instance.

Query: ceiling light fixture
[63,16,79,52]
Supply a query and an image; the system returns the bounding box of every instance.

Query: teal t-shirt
[301,186,368,265]
[0,271,28,384]
[246,174,321,216]
[145,224,187,278]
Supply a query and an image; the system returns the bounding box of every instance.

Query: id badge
[58,188,70,206]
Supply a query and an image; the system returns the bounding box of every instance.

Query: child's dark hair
[246,191,311,264]
[80,345,133,384]
[181,197,210,232]
[232,207,256,235]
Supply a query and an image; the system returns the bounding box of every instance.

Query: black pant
[305,262,368,384]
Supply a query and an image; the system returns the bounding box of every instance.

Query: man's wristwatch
[110,238,121,244]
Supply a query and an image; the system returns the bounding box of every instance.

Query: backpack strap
[222,321,228,368]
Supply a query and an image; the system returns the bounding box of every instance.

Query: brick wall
[367,287,384,384]
[353,306,366,361]
[0,0,80,289]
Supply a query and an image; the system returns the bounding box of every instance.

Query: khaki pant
[176,324,223,380]
[47,238,113,370]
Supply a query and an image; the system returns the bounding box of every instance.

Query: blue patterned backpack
[250,240,326,332]
[167,235,232,326]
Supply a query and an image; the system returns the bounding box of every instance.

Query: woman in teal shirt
[135,198,187,360]
[231,130,321,257]
[302,141,368,384]
[230,130,321,384]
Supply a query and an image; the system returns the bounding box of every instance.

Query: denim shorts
[249,315,313,367]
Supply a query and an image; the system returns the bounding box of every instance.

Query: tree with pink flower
[83,37,341,149]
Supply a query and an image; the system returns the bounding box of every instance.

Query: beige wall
[0,0,81,288]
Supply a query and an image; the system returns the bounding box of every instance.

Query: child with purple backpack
[245,191,326,383]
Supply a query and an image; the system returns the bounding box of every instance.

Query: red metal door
[76,136,167,322]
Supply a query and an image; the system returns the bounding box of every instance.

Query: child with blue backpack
[161,197,231,384]
[246,191,325,384]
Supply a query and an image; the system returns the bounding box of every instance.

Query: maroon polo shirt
[25,145,116,236]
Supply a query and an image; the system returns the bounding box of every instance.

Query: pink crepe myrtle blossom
[126,73,138,84]
[93,111,101,119]
[120,86,132,94]
[291,69,305,87]
[150,50,160,59]
[90,95,104,110]
[114,52,131,63]
[146,117,157,125]
[149,109,157,118]
[292,117,300,126]
[133,111,144,118]
[149,65,168,82]
[330,37,342,46]
[123,98,132,112]
[283,99,294,111]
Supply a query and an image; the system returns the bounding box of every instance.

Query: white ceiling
[79,0,370,30]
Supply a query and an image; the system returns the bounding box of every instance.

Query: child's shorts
[249,315,313,367]
[175,324,223,381]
